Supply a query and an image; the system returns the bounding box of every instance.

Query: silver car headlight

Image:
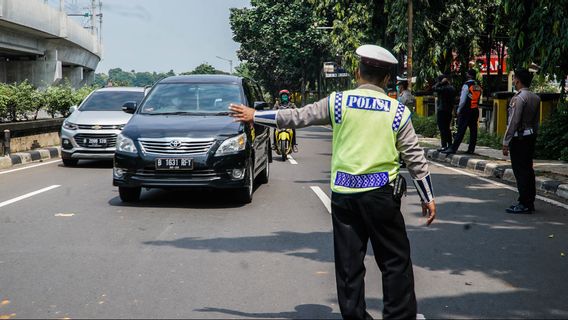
[116,133,138,154]
[63,120,78,130]
[215,133,247,156]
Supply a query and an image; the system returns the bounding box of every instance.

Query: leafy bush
[43,83,76,118]
[0,81,96,121]
[535,100,568,161]
[411,115,438,138]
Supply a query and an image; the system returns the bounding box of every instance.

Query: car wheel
[119,186,141,202]
[257,148,270,184]
[62,159,79,167]
[236,162,254,204]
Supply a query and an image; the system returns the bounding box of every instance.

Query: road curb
[0,147,60,169]
[423,147,568,201]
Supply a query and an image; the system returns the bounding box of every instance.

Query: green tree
[44,83,76,118]
[230,0,332,101]
[504,0,568,95]
[180,63,220,75]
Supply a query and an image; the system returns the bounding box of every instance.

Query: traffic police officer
[503,68,540,214]
[230,44,436,320]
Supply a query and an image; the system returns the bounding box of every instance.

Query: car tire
[119,186,141,202]
[62,159,79,167]
[236,162,254,204]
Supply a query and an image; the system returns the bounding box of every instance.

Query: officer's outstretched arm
[396,120,436,225]
[230,97,330,129]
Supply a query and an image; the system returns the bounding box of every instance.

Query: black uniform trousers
[436,110,453,149]
[451,108,479,153]
[331,186,417,320]
[509,135,537,209]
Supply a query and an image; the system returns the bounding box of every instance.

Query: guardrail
[0,119,63,156]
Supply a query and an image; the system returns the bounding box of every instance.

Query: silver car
[60,87,145,166]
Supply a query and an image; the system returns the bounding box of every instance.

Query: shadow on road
[195,304,341,319]
[107,187,259,209]
[58,159,113,169]
[143,230,336,263]
[403,171,568,319]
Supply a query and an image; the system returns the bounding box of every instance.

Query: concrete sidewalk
[0,147,61,169]
[419,137,568,201]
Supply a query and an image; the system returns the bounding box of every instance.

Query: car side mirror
[69,105,78,114]
[122,101,138,114]
[254,101,269,111]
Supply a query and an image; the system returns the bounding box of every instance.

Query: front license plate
[85,138,107,147]
[155,158,194,170]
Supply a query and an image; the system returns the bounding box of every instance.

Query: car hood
[67,111,133,125]
[122,114,244,140]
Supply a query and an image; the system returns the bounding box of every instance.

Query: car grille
[77,124,122,130]
[137,168,219,178]
[138,138,215,155]
[74,133,117,148]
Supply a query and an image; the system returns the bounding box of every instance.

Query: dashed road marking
[0,185,61,209]
[288,155,298,165]
[0,159,60,175]
[430,162,568,211]
[310,186,331,214]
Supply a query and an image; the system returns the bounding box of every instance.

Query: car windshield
[140,83,243,115]
[80,91,144,111]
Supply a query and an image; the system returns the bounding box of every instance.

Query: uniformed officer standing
[230,45,436,320]
[503,68,540,214]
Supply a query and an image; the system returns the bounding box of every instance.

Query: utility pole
[407,0,413,91]
[90,0,96,35]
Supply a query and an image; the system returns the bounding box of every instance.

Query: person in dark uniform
[432,75,456,151]
[230,44,436,320]
[503,68,541,214]
[442,69,482,154]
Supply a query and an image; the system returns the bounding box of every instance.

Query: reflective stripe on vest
[329,89,412,194]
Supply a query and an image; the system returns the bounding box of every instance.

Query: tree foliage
[180,63,227,75]
[230,0,332,98]
[504,0,568,91]
[96,68,177,87]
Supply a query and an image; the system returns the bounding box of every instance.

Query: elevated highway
[0,0,101,88]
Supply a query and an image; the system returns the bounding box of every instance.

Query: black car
[113,75,271,203]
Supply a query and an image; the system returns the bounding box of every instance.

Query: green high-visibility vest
[329,88,412,194]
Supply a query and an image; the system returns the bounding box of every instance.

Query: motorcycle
[274,128,294,161]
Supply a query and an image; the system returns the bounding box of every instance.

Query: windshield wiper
[214,111,232,116]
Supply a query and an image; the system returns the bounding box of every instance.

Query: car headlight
[63,120,78,130]
[116,133,138,154]
[215,133,247,156]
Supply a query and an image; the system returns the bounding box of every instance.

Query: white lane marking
[317,125,333,131]
[310,186,331,214]
[55,213,75,217]
[0,159,60,175]
[288,155,298,165]
[0,185,61,209]
[430,162,568,211]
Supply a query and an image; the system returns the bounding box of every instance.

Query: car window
[80,91,144,111]
[140,83,244,114]
[242,81,255,106]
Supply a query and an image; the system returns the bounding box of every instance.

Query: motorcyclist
[273,90,298,152]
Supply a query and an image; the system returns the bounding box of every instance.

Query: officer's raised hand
[229,104,255,124]
[422,201,436,226]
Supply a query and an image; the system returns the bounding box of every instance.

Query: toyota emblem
[170,140,182,148]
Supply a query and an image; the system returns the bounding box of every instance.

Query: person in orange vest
[442,69,482,154]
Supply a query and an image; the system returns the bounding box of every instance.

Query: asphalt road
[1,126,567,319]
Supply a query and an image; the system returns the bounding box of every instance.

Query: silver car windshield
[80,91,144,111]
[140,83,243,115]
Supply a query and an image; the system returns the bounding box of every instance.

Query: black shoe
[506,204,534,214]
[441,148,456,155]
[465,150,475,155]
[437,147,448,152]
